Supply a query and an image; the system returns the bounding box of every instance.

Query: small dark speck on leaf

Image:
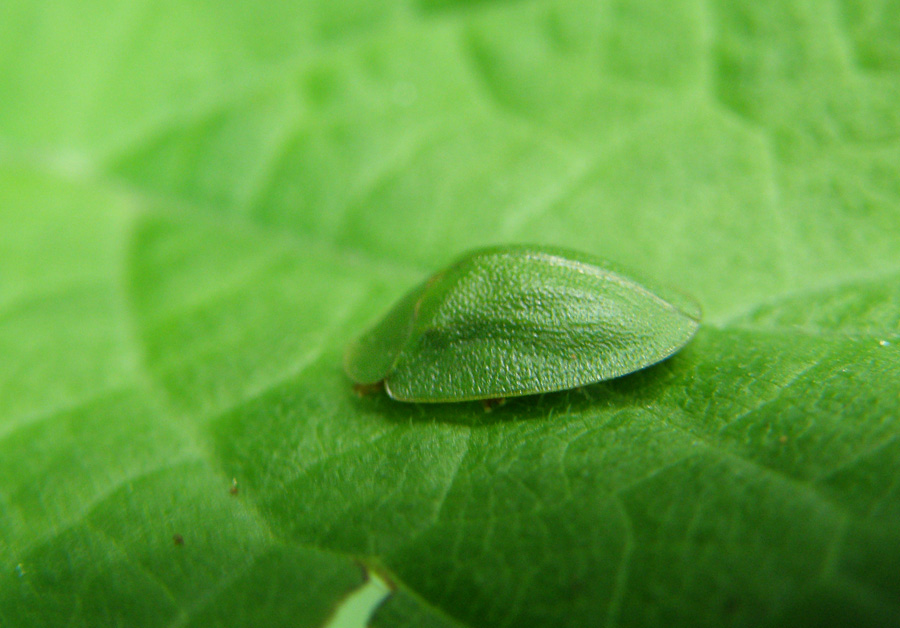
[173,534,184,546]
[723,596,743,616]
[779,435,788,444]
[229,478,239,495]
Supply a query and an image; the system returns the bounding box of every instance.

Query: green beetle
[344,245,700,402]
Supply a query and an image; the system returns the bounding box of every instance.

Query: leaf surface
[2,1,899,627]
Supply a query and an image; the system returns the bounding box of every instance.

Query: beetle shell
[344,245,700,402]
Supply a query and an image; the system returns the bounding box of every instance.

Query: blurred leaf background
[2,1,900,627]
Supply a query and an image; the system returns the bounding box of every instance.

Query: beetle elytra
[344,245,700,402]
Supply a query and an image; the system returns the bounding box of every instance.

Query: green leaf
[2,1,899,627]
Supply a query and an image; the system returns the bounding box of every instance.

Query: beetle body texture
[344,245,700,402]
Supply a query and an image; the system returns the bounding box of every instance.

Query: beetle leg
[353,381,384,397]
[482,397,506,412]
